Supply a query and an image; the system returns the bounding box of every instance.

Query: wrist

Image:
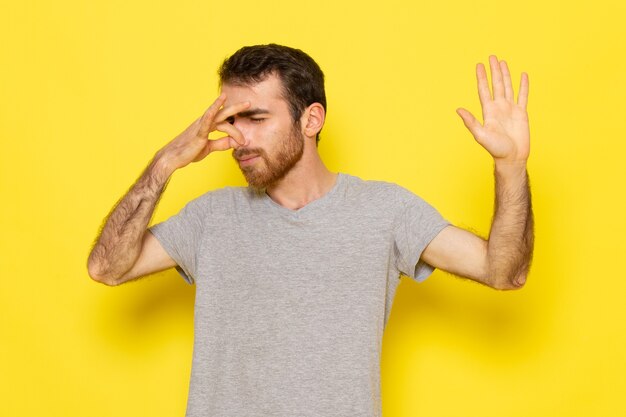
[150,153,175,183]
[494,158,527,176]
[493,159,529,194]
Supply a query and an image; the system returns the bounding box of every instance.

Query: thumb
[456,108,483,139]
[205,136,236,154]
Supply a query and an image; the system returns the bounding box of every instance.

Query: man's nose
[231,120,253,147]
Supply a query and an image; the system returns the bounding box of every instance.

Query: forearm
[87,155,173,283]
[486,161,534,289]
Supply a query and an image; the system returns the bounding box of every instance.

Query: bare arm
[487,161,534,288]
[87,94,250,286]
[421,55,534,290]
[87,158,173,285]
[422,162,533,290]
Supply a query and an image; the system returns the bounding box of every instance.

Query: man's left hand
[456,55,530,165]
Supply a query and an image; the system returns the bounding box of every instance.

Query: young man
[88,44,533,417]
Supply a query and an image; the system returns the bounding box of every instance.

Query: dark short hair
[218,44,326,144]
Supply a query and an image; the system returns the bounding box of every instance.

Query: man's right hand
[88,94,250,286]
[155,94,251,175]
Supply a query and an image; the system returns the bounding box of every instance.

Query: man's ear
[300,103,325,139]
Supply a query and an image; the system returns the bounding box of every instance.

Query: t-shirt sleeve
[393,187,451,283]
[148,199,204,285]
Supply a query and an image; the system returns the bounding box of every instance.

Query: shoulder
[340,173,441,224]
[182,185,250,215]
[340,173,421,205]
[193,185,247,202]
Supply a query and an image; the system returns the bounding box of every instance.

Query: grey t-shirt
[149,173,450,417]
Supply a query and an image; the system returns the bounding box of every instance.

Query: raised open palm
[456,55,530,164]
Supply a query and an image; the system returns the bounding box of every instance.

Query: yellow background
[2,0,625,416]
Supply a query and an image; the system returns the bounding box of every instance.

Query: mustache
[232,147,266,160]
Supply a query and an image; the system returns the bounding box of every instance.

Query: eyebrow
[236,108,271,118]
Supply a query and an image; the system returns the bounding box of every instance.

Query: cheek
[257,123,283,145]
[233,122,254,140]
[241,121,274,139]
[244,119,292,148]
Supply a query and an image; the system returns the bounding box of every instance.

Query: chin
[241,169,269,189]
[243,170,288,190]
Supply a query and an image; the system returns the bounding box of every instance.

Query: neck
[265,148,337,211]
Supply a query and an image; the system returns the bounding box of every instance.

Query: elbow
[92,276,120,287]
[491,273,527,291]
[484,255,530,290]
[87,260,120,287]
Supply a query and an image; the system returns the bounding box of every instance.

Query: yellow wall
[2,0,625,416]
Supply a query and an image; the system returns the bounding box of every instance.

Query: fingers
[476,63,491,107]
[192,94,250,159]
[500,60,514,102]
[213,101,251,126]
[193,135,239,162]
[456,107,483,139]
[489,55,504,99]
[206,136,238,153]
[478,56,526,106]
[198,94,227,137]
[518,72,529,109]
[216,122,246,147]
[197,96,250,138]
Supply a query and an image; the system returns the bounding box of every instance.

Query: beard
[232,124,305,189]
